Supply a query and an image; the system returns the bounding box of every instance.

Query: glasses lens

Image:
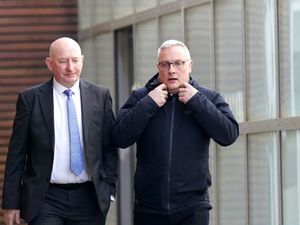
[174,61,184,68]
[159,60,186,70]
[159,62,169,70]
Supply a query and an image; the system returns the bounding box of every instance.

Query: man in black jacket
[112,39,239,225]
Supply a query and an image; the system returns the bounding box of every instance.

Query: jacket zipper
[167,96,176,213]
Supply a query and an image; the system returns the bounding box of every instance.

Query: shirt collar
[53,78,80,95]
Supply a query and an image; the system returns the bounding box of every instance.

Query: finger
[179,86,187,93]
[178,96,186,104]
[15,213,20,224]
[180,82,188,88]
[178,88,184,94]
[158,83,167,90]
[162,90,168,96]
[7,217,13,225]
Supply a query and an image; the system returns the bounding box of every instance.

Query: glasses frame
[157,59,190,70]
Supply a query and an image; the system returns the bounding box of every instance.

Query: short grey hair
[157,39,191,60]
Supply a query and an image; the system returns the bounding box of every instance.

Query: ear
[188,60,193,73]
[45,57,53,72]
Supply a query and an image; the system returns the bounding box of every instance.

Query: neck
[168,88,179,95]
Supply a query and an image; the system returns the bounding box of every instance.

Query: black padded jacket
[112,74,239,214]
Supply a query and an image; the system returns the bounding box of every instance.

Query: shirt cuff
[110,195,115,202]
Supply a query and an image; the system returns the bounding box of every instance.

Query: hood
[144,73,161,91]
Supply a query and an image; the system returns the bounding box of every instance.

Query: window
[246,0,277,120]
[112,0,133,19]
[280,0,300,117]
[215,0,244,122]
[95,33,115,101]
[136,0,156,12]
[135,19,159,86]
[185,4,212,88]
[159,11,182,43]
[78,0,93,29]
[217,136,247,225]
[248,133,279,225]
[94,0,111,24]
[282,130,300,225]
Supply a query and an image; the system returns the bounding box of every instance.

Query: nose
[66,61,74,71]
[168,63,176,72]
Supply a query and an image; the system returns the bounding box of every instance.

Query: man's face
[157,46,192,94]
[46,40,84,88]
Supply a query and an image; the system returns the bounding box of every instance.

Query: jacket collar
[144,73,200,91]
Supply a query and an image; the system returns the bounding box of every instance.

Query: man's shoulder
[132,86,148,99]
[80,79,109,92]
[197,85,217,95]
[190,78,220,100]
[21,79,52,95]
[134,86,148,93]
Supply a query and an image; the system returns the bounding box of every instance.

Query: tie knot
[63,89,73,97]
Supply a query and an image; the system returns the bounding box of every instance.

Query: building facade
[77,0,300,225]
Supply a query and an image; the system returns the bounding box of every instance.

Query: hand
[178,82,198,104]
[3,209,20,225]
[148,83,168,107]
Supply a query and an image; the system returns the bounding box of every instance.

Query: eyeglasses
[158,60,190,70]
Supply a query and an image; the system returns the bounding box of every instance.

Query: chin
[167,83,179,88]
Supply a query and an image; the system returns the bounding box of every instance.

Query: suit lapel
[39,79,55,149]
[80,80,92,149]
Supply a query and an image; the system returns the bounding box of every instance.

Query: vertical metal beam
[241,0,250,224]
[274,0,283,223]
[210,1,218,225]
[114,27,134,225]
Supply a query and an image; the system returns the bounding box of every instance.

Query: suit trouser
[134,207,210,225]
[29,182,106,225]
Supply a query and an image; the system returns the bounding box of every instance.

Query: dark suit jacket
[2,78,118,222]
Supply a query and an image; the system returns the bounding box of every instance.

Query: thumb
[15,211,20,224]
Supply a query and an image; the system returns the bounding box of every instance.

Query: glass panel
[292,0,300,114]
[282,130,300,225]
[78,0,92,30]
[159,0,177,5]
[215,0,244,123]
[208,144,217,225]
[246,0,277,120]
[95,33,116,105]
[135,19,159,88]
[280,0,300,117]
[185,4,212,89]
[248,132,279,225]
[80,38,96,82]
[112,0,133,19]
[159,11,182,43]
[106,203,117,225]
[217,136,247,225]
[94,0,111,24]
[136,0,156,12]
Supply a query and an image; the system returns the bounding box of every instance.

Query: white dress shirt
[51,78,90,184]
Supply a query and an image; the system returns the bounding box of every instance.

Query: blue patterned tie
[63,89,84,176]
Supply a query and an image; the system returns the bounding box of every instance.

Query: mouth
[64,73,76,77]
[168,78,178,81]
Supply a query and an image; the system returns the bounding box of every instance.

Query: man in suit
[2,37,118,225]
